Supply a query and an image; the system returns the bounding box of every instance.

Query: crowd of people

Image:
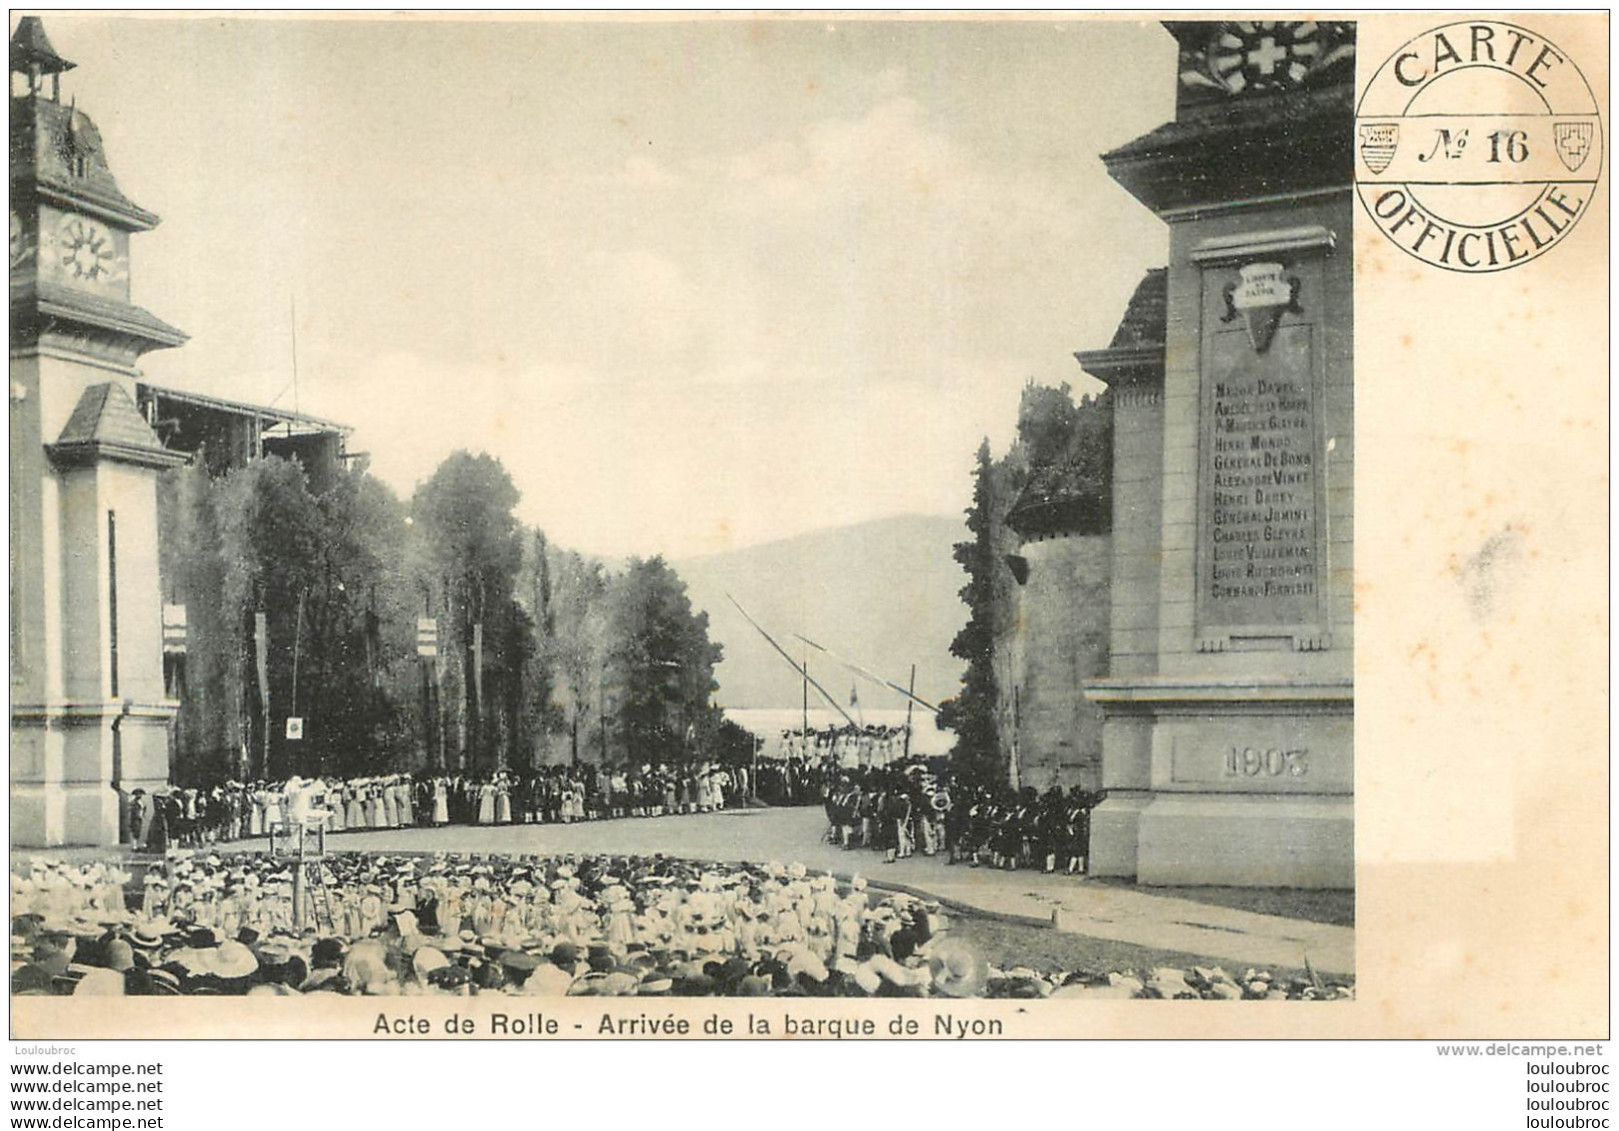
[128,760,801,853]
[10,850,1352,1002]
[823,762,1101,874]
[11,851,1019,999]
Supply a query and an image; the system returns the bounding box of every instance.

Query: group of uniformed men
[822,764,1101,874]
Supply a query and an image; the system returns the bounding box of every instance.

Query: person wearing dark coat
[143,794,170,855]
[1037,787,1066,874]
[1064,785,1096,875]
[126,790,148,849]
[857,784,880,849]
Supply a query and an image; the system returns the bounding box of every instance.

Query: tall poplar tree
[939,438,1006,786]
[411,451,525,771]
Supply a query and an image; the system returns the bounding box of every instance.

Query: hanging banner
[416,616,437,658]
[162,603,188,655]
[253,611,270,706]
[472,621,484,707]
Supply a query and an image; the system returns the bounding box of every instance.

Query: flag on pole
[162,604,188,655]
[416,617,438,657]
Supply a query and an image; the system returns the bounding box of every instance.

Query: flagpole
[791,633,938,713]
[725,594,857,727]
[903,663,916,761]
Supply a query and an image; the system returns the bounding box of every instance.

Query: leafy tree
[1016,381,1082,471]
[155,447,732,786]
[212,456,326,781]
[940,438,1006,787]
[1064,390,1115,532]
[545,548,607,764]
[158,461,233,785]
[509,529,565,766]
[602,556,723,766]
[711,717,761,771]
[411,451,525,771]
[297,468,414,777]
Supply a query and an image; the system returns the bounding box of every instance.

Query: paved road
[233,805,1354,976]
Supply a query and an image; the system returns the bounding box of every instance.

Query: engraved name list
[1202,324,1322,631]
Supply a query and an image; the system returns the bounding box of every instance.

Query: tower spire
[10,17,76,101]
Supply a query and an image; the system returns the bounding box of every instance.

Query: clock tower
[10,17,188,846]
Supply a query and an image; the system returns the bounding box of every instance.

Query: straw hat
[413,947,450,978]
[212,942,259,980]
[167,947,216,976]
[72,967,125,997]
[927,938,987,999]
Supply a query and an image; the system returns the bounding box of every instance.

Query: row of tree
[939,382,1113,788]
[158,450,725,786]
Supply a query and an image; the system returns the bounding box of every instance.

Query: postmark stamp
[1356,20,1602,272]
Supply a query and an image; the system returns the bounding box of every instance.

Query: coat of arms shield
[1554,121,1594,172]
[1358,122,1398,174]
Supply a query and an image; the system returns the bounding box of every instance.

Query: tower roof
[48,381,185,470]
[56,382,164,449]
[10,17,76,77]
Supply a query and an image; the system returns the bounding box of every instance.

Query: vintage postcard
[7,11,1607,1042]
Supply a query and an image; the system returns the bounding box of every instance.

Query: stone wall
[1005,532,1110,792]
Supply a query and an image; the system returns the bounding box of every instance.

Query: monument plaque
[1194,241,1334,651]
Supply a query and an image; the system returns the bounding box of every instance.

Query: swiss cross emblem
[1184,21,1355,98]
[1555,121,1594,172]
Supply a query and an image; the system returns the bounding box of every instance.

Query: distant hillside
[674,514,968,712]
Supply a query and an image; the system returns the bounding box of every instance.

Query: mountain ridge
[673,512,968,712]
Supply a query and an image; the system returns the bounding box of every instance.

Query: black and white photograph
[5,10,1606,1062]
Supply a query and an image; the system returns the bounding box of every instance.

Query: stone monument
[1080,21,1355,887]
[10,18,188,846]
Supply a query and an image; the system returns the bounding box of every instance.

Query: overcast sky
[45,14,1174,560]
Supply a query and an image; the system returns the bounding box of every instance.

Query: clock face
[56,215,117,283]
[1206,22,1323,95]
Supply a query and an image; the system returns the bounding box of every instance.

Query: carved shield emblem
[1225,262,1300,353]
[1554,121,1594,172]
[1358,122,1398,174]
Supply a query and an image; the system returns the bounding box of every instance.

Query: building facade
[1080,21,1356,887]
[10,20,350,846]
[10,18,188,846]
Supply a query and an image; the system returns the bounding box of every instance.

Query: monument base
[1085,678,1353,888]
[10,779,120,848]
[1088,792,1151,878]
[10,700,175,848]
[1136,793,1353,888]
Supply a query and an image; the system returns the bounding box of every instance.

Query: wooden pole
[598,669,608,765]
[292,848,306,930]
[791,632,939,714]
[903,663,916,760]
[724,594,856,726]
[290,589,306,719]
